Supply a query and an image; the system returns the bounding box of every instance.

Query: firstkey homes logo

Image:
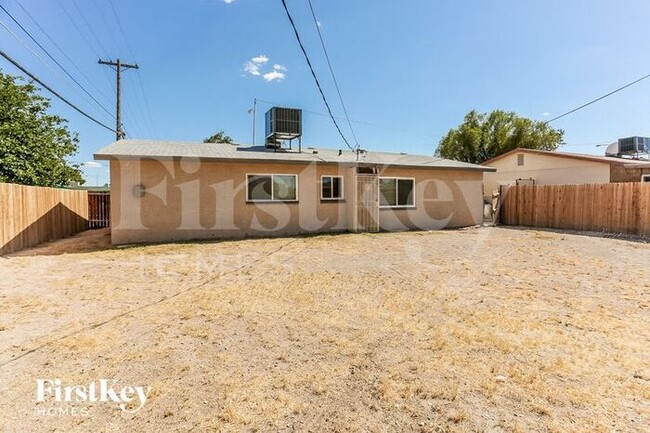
[35,379,152,415]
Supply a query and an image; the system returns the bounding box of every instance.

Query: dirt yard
[0,227,648,432]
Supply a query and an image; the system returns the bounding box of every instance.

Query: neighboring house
[94,140,495,245]
[482,148,650,197]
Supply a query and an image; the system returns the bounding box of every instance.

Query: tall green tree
[436,110,564,164]
[203,130,233,144]
[0,71,83,186]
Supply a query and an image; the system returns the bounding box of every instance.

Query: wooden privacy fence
[500,183,650,236]
[88,192,110,228]
[0,183,89,254]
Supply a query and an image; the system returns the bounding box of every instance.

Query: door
[356,174,379,232]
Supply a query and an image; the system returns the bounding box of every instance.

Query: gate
[356,174,379,232]
[88,192,110,228]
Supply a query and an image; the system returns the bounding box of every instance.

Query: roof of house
[482,148,650,169]
[94,140,496,171]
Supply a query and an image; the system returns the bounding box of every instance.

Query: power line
[546,73,650,124]
[306,0,359,149]
[0,3,114,119]
[278,0,354,151]
[0,50,116,133]
[70,0,111,59]
[13,0,113,104]
[107,0,136,61]
[107,0,157,138]
[0,18,55,74]
[255,98,435,139]
[55,0,100,59]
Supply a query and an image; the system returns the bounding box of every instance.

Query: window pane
[248,175,272,200]
[322,176,332,199]
[397,179,414,206]
[332,177,341,198]
[273,175,297,200]
[380,178,396,206]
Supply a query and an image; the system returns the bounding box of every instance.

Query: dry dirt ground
[0,227,648,432]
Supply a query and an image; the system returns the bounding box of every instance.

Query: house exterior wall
[483,152,611,196]
[110,159,484,245]
[377,167,483,231]
[610,165,650,183]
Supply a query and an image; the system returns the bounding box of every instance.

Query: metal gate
[88,192,110,228]
[356,174,379,232]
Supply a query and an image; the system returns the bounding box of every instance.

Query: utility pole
[98,58,138,141]
[248,98,257,145]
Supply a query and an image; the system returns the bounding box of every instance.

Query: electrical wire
[255,98,434,139]
[70,0,111,59]
[107,0,157,138]
[14,0,113,104]
[55,0,101,59]
[546,73,650,124]
[306,0,359,149]
[0,18,55,74]
[0,50,116,133]
[278,0,354,151]
[0,3,114,119]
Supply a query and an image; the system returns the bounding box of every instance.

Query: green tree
[0,71,83,186]
[436,110,564,164]
[203,130,233,144]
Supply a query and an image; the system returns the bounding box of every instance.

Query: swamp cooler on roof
[265,107,302,149]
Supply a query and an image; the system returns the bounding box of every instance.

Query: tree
[203,130,233,144]
[436,110,564,164]
[0,71,83,186]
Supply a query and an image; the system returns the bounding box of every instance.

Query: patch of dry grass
[0,227,648,432]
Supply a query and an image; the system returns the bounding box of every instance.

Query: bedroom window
[321,176,343,200]
[246,174,297,202]
[379,177,415,207]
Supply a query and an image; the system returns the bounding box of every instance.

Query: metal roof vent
[265,107,302,150]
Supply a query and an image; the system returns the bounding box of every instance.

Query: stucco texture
[483,151,610,196]
[109,159,483,244]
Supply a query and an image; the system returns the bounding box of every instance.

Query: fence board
[500,183,650,237]
[0,183,89,254]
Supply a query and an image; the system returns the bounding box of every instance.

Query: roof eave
[94,153,494,171]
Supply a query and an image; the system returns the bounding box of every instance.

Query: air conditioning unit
[618,136,648,154]
[265,107,302,148]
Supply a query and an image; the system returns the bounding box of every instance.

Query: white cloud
[243,55,286,82]
[263,71,286,82]
[223,0,236,4]
[542,112,550,116]
[317,20,322,27]
[84,161,102,168]
[244,61,261,76]
[251,55,269,64]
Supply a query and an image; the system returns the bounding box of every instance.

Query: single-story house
[94,140,495,245]
[482,148,650,197]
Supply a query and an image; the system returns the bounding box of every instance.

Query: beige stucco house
[482,148,650,197]
[94,140,495,245]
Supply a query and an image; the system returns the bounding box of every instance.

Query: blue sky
[1,0,649,185]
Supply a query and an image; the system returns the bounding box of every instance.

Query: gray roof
[94,140,495,172]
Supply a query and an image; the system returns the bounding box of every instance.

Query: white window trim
[320,175,344,200]
[378,176,416,209]
[246,173,299,202]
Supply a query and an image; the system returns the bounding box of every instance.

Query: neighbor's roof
[94,140,495,171]
[482,148,650,169]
